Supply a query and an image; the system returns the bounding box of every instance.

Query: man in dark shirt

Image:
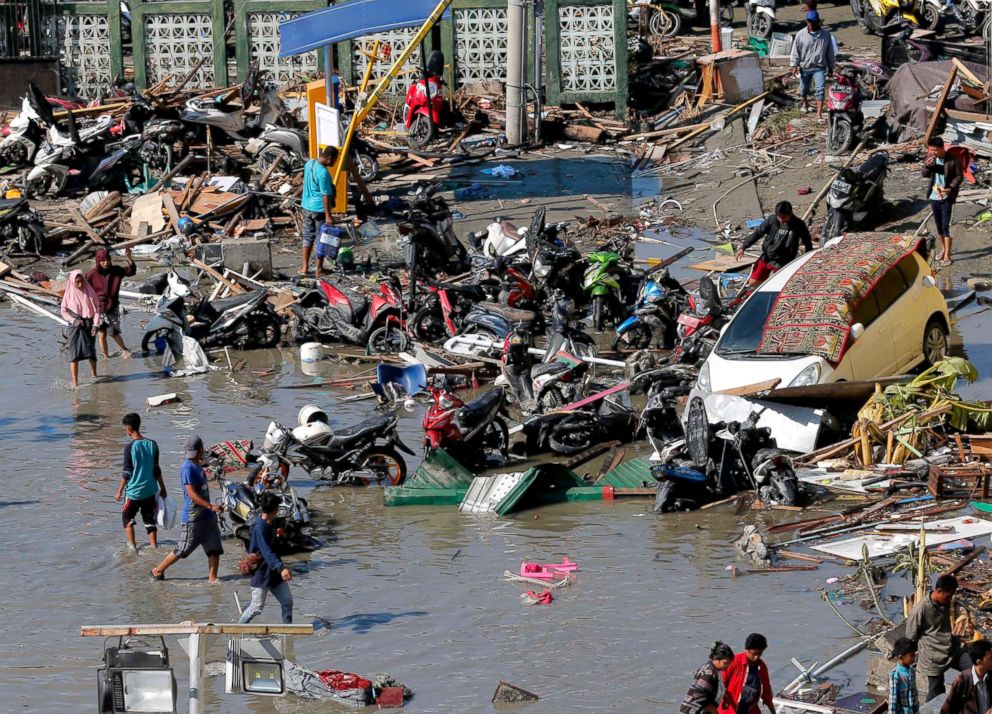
[907,575,972,701]
[238,492,294,624]
[736,201,813,288]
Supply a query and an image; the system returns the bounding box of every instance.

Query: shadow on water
[0,500,41,509]
[325,610,429,634]
[0,414,102,441]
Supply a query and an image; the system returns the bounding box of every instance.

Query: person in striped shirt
[681,642,735,714]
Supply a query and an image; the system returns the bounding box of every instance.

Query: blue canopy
[279,0,451,58]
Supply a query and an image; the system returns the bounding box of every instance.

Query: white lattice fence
[351,28,420,94]
[144,13,214,87]
[558,4,616,93]
[453,7,508,86]
[55,15,112,98]
[249,12,318,85]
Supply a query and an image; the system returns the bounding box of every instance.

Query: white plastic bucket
[721,27,734,51]
[300,342,324,363]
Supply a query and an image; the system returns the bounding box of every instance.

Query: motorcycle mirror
[850,322,865,341]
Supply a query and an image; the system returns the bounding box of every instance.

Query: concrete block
[221,239,273,280]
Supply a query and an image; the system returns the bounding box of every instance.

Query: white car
[697,234,950,394]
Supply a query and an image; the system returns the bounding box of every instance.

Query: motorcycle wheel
[354,446,407,486]
[368,325,409,354]
[409,306,447,343]
[19,221,47,254]
[141,328,173,356]
[246,310,281,348]
[592,295,607,331]
[921,3,941,30]
[549,421,596,455]
[23,172,53,199]
[408,114,435,149]
[612,323,652,352]
[649,8,681,37]
[720,1,734,25]
[821,209,847,245]
[4,142,28,167]
[827,115,854,155]
[479,416,510,462]
[753,12,773,38]
[353,151,379,182]
[538,386,567,412]
[143,141,173,178]
[256,145,290,176]
[234,525,251,549]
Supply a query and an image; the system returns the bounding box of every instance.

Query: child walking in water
[60,270,100,388]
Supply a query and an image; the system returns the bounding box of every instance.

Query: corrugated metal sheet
[597,458,655,488]
[405,448,476,489]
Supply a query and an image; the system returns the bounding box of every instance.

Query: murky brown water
[0,297,885,713]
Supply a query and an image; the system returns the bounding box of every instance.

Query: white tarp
[811,516,992,559]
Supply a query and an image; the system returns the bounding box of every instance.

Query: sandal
[938,259,953,267]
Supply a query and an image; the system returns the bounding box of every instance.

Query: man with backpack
[736,201,814,288]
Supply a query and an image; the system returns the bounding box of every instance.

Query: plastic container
[317,224,342,262]
[721,26,734,51]
[769,32,792,57]
[300,342,324,363]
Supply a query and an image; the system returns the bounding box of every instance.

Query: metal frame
[129,0,227,90]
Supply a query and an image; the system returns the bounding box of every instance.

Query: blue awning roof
[279,0,451,58]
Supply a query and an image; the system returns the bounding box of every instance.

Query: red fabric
[748,258,779,283]
[947,145,976,185]
[525,589,553,605]
[719,652,773,714]
[317,670,372,691]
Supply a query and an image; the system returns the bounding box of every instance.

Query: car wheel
[922,319,948,367]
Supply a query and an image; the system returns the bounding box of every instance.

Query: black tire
[538,386,567,412]
[141,328,173,356]
[247,310,281,348]
[922,318,948,367]
[751,11,773,39]
[353,151,379,182]
[234,524,251,548]
[355,446,407,486]
[821,209,847,245]
[20,221,47,253]
[478,416,510,462]
[863,6,888,35]
[827,115,854,155]
[851,0,870,31]
[142,141,173,179]
[612,322,652,351]
[720,1,734,25]
[409,306,447,343]
[592,296,606,331]
[549,422,596,455]
[23,171,53,199]
[257,145,290,175]
[921,3,941,30]
[408,114,434,148]
[368,325,409,354]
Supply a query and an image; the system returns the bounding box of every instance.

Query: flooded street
[1,302,876,712]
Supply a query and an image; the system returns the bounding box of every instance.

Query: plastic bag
[156,495,177,530]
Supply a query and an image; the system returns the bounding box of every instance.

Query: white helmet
[298,404,328,427]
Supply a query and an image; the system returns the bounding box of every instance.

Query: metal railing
[0,0,57,60]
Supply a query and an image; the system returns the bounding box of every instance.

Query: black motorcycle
[0,196,48,254]
[501,326,590,413]
[520,397,636,456]
[141,271,282,358]
[821,150,889,244]
[261,414,413,486]
[396,182,469,294]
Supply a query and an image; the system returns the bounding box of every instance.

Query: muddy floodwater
[0,304,883,713]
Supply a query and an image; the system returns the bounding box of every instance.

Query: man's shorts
[749,258,780,284]
[300,210,323,248]
[122,496,158,533]
[173,518,224,559]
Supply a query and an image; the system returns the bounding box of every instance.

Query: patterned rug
[756,234,922,364]
[205,439,254,479]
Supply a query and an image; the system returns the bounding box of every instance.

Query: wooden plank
[716,378,781,396]
[688,253,758,273]
[924,65,958,145]
[563,440,620,469]
[190,258,247,295]
[161,193,183,236]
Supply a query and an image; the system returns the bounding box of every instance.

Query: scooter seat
[327,415,393,448]
[199,290,262,322]
[0,197,26,212]
[478,302,536,323]
[457,388,503,425]
[531,362,571,379]
[858,151,888,180]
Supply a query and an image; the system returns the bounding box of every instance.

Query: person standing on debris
[720,633,776,714]
[923,136,964,267]
[60,269,100,389]
[238,491,294,624]
[151,436,223,582]
[906,575,971,702]
[681,641,735,714]
[790,11,836,121]
[735,201,813,288]
[299,145,339,276]
[939,639,992,714]
[889,637,919,714]
[87,246,136,359]
[115,412,167,553]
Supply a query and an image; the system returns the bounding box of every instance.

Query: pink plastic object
[519,557,578,579]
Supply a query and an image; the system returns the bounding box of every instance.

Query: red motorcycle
[826,66,867,155]
[293,275,408,353]
[403,50,448,148]
[672,276,743,364]
[422,385,510,468]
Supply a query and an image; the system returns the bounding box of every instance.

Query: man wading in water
[115,413,167,553]
[151,436,223,582]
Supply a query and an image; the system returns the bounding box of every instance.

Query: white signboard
[314,102,342,149]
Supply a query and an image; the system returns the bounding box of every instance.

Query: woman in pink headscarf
[60,270,100,388]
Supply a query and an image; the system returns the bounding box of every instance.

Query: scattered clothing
[889,662,919,714]
[719,653,774,714]
[682,661,727,714]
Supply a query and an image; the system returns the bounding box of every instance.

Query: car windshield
[716,291,778,356]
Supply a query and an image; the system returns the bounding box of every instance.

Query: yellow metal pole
[359,40,381,93]
[332,0,455,186]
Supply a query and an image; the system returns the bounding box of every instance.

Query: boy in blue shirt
[889,637,919,714]
[299,145,339,276]
[115,413,167,552]
[151,436,224,582]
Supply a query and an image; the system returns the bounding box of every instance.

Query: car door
[840,287,896,380]
[845,266,909,379]
[886,255,927,372]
